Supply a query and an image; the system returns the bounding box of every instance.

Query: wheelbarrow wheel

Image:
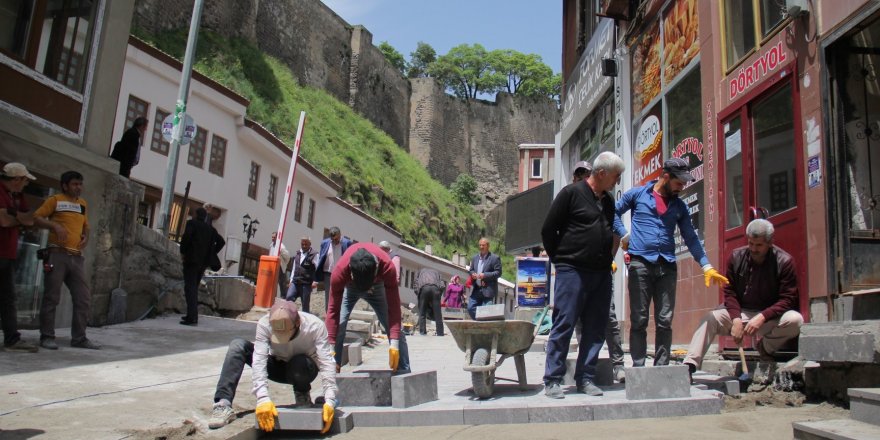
[471,348,494,399]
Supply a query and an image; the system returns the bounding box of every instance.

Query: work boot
[756,341,775,362]
[70,338,101,350]
[40,338,59,350]
[686,362,697,384]
[544,382,564,399]
[576,380,603,396]
[209,401,236,429]
[613,365,626,383]
[3,340,38,353]
[294,390,312,408]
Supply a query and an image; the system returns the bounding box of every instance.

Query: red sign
[634,113,663,185]
[728,41,788,100]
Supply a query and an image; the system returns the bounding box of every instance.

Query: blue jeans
[333,282,411,374]
[213,338,317,404]
[466,287,494,319]
[627,256,678,367]
[543,265,612,385]
[286,283,313,314]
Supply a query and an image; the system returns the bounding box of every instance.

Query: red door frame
[716,63,810,350]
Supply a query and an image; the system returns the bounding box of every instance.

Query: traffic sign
[161,113,197,145]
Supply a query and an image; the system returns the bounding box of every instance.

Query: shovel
[107,204,129,324]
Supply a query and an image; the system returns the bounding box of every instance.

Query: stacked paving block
[391,371,439,408]
[793,388,880,439]
[624,365,691,400]
[475,303,509,321]
[335,369,393,406]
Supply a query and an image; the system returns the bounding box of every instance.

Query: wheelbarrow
[446,308,548,399]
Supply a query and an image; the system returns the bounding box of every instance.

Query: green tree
[450,173,479,205]
[429,43,505,100]
[378,41,407,76]
[407,41,436,78]
[488,50,554,97]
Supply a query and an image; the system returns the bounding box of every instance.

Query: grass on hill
[132,28,486,256]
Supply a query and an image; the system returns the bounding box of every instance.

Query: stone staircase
[793,388,880,439]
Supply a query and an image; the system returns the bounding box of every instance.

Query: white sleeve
[251,321,272,405]
[310,324,338,402]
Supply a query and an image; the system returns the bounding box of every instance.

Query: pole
[271,111,308,255]
[157,0,205,235]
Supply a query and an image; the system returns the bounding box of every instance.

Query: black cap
[663,157,695,182]
[349,248,378,290]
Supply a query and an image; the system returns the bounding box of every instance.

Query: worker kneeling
[682,219,803,378]
[209,299,338,433]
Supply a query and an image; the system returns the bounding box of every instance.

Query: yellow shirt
[34,194,89,251]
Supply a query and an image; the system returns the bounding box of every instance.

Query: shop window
[753,84,795,217]
[0,0,99,92]
[724,117,744,229]
[577,92,615,161]
[722,0,788,71]
[267,174,278,209]
[209,134,226,177]
[531,158,542,179]
[294,191,304,222]
[248,162,260,200]
[187,127,207,169]
[151,108,170,155]
[307,198,315,228]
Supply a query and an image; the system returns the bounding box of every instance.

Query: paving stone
[625,366,691,400]
[347,319,372,334]
[799,321,880,363]
[392,370,438,408]
[348,342,363,366]
[849,388,880,426]
[793,419,880,440]
[349,310,377,323]
[653,395,725,417]
[271,408,324,431]
[335,370,392,406]
[562,357,613,386]
[331,410,354,434]
[401,408,464,426]
[475,304,507,321]
[527,404,593,423]
[463,406,530,424]
[350,409,401,427]
[341,343,349,366]
[592,400,659,420]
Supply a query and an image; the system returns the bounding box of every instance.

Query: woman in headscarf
[442,275,465,309]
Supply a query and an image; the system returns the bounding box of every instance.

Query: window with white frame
[531,158,543,179]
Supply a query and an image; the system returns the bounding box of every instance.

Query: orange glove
[389,339,400,372]
[703,267,729,287]
[255,400,278,431]
[611,262,617,274]
[320,398,338,434]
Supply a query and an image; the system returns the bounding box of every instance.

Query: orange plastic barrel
[254,255,280,307]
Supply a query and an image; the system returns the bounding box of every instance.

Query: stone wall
[409,79,560,214]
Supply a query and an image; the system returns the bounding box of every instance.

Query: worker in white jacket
[208,299,338,433]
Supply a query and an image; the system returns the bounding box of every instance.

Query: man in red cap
[208,299,338,433]
[325,242,410,373]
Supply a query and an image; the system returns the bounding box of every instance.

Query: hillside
[133,28,485,255]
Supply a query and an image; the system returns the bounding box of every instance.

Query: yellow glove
[620,233,630,252]
[389,339,400,372]
[703,267,730,287]
[611,262,617,274]
[321,398,338,434]
[255,400,278,432]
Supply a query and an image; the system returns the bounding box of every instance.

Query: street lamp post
[242,213,259,252]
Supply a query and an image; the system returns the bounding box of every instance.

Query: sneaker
[613,365,626,383]
[576,380,603,396]
[70,338,101,350]
[208,402,236,429]
[40,338,59,350]
[3,340,38,353]
[544,382,564,399]
[294,390,312,408]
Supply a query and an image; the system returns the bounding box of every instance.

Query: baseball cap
[268,299,300,344]
[663,157,695,182]
[573,160,592,174]
[349,248,378,290]
[2,163,36,180]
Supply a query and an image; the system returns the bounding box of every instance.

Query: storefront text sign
[561,20,614,145]
[728,42,788,100]
[634,114,663,185]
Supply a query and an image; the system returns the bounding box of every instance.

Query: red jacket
[723,245,799,321]
[325,242,402,341]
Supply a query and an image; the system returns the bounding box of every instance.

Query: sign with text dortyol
[560,19,615,146]
[633,105,663,186]
[161,113,197,145]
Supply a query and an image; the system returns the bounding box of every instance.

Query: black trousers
[182,263,204,322]
[213,338,318,404]
[418,285,444,336]
[0,259,21,346]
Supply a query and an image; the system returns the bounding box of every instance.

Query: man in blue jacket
[613,158,728,368]
[466,238,502,320]
[314,226,352,311]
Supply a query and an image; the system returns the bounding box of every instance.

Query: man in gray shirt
[414,268,445,336]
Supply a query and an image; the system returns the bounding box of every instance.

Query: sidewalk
[0,315,725,439]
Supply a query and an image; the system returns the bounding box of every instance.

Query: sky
[320,0,563,75]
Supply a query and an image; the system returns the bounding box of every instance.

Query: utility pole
[157,0,205,235]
